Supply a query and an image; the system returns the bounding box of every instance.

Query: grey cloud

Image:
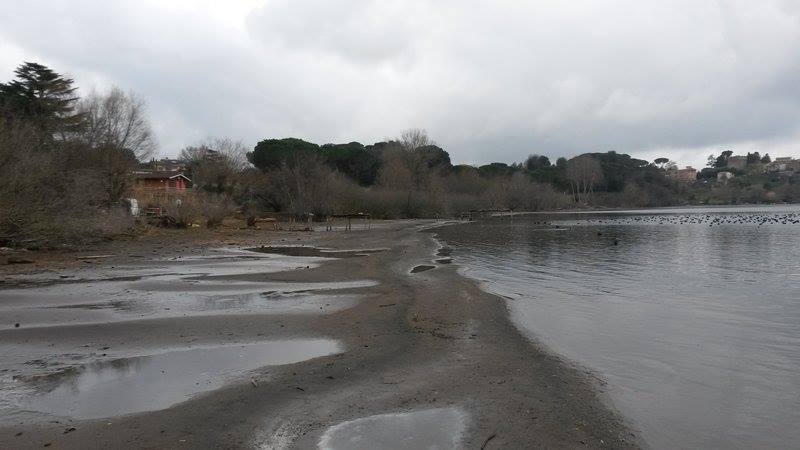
[246,0,418,65]
[1,0,800,168]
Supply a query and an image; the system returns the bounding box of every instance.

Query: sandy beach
[0,221,639,449]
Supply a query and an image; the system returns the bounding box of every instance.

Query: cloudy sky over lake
[2,0,800,168]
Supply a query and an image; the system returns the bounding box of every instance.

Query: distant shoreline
[490,202,800,216]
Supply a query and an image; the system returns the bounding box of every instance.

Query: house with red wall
[134,172,192,192]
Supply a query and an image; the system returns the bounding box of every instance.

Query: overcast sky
[2,0,800,168]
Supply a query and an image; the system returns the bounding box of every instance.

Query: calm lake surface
[435,205,800,450]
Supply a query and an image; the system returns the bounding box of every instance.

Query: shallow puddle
[1,278,374,329]
[248,246,385,258]
[318,407,467,450]
[410,265,435,273]
[2,247,327,286]
[128,278,376,294]
[19,339,340,419]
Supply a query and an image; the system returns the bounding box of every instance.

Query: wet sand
[0,221,639,449]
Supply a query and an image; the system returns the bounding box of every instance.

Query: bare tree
[376,148,414,190]
[79,87,156,160]
[0,118,135,241]
[377,129,445,216]
[179,137,251,195]
[402,128,442,189]
[180,137,249,171]
[400,128,432,152]
[566,155,603,204]
[269,152,340,216]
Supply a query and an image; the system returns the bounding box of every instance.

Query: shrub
[201,195,234,228]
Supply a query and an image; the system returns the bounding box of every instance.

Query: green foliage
[699,167,720,180]
[247,137,319,170]
[524,154,551,171]
[320,141,380,185]
[0,62,84,139]
[478,162,514,178]
[576,151,656,193]
[249,137,455,190]
[364,140,404,157]
[527,165,569,190]
[452,164,479,176]
[746,152,761,165]
[416,144,452,172]
[711,150,734,168]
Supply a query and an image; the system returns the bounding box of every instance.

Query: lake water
[435,205,800,450]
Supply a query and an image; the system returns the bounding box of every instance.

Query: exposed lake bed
[7,206,791,448]
[0,222,637,449]
[16,339,341,420]
[317,407,467,450]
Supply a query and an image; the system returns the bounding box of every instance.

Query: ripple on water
[435,207,800,449]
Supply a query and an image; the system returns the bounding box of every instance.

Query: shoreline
[0,221,640,449]
[429,228,635,443]
[495,203,800,216]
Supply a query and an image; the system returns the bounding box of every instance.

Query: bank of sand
[0,220,640,449]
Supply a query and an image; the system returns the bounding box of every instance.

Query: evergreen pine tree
[0,62,84,139]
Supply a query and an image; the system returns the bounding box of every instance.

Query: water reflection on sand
[318,407,467,450]
[0,248,376,329]
[20,339,341,419]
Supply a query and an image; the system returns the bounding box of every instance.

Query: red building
[134,172,192,192]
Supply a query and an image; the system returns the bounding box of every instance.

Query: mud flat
[0,221,638,449]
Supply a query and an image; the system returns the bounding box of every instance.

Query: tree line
[219,134,680,216]
[3,61,799,245]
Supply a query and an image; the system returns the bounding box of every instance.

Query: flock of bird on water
[524,212,800,246]
[577,212,800,226]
